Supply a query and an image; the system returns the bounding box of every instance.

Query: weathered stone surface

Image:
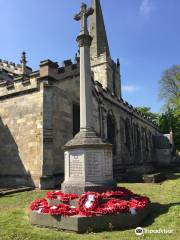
[0,0,173,190]
[0,88,43,188]
[61,3,116,195]
[47,198,79,207]
[0,186,34,196]
[143,173,166,183]
[156,149,173,166]
[62,181,116,196]
[29,205,151,233]
[62,131,116,195]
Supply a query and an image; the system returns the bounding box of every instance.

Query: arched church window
[107,112,116,154]
[133,123,136,146]
[119,117,125,144]
[134,124,142,163]
[137,126,141,148]
[145,130,149,151]
[125,118,131,152]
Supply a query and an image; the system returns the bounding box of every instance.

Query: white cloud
[122,85,140,93]
[140,0,156,16]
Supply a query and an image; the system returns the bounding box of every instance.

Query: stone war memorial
[61,3,115,195]
[0,0,174,190]
[29,2,151,232]
[0,0,175,233]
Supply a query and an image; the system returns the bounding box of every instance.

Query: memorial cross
[74,3,94,35]
[74,3,94,131]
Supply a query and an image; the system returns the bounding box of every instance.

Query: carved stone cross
[74,3,94,35]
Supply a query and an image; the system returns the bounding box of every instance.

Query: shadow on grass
[118,169,180,183]
[164,173,180,180]
[142,201,180,227]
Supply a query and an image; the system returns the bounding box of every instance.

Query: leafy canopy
[159,65,180,110]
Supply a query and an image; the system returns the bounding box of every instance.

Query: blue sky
[0,0,180,112]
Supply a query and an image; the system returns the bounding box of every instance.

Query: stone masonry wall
[95,89,160,177]
[51,70,160,179]
[0,87,43,187]
[58,75,101,136]
[40,82,73,188]
[0,57,167,189]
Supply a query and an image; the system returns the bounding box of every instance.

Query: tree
[158,109,180,151]
[135,107,159,124]
[159,65,180,110]
[158,65,180,151]
[136,106,180,151]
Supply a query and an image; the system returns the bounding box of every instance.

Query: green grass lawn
[0,172,180,240]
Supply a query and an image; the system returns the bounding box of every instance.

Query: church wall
[39,75,102,188]
[39,79,76,189]
[92,95,101,135]
[55,72,160,179]
[51,86,72,175]
[57,75,101,136]
[0,0,172,190]
[0,86,43,187]
[92,92,160,177]
[57,76,80,104]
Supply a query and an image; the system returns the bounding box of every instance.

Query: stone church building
[0,0,172,189]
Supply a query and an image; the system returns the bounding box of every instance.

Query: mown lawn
[0,172,179,240]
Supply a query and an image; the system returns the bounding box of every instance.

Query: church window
[73,104,80,137]
[125,119,131,153]
[107,113,116,154]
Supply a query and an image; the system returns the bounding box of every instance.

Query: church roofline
[94,81,159,130]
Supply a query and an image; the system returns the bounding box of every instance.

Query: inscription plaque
[104,151,112,176]
[70,152,84,178]
[86,151,102,177]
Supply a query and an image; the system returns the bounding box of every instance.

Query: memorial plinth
[29,205,151,233]
[61,131,116,195]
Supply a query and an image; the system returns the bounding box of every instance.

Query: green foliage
[158,109,180,151]
[135,106,159,124]
[136,106,180,150]
[158,65,180,151]
[159,65,180,109]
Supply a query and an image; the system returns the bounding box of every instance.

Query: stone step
[29,204,151,233]
[0,186,34,196]
[143,173,166,183]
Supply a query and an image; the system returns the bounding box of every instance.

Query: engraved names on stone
[69,152,84,178]
[86,151,102,177]
[104,150,112,176]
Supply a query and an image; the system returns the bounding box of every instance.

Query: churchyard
[0,0,179,239]
[0,170,179,240]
